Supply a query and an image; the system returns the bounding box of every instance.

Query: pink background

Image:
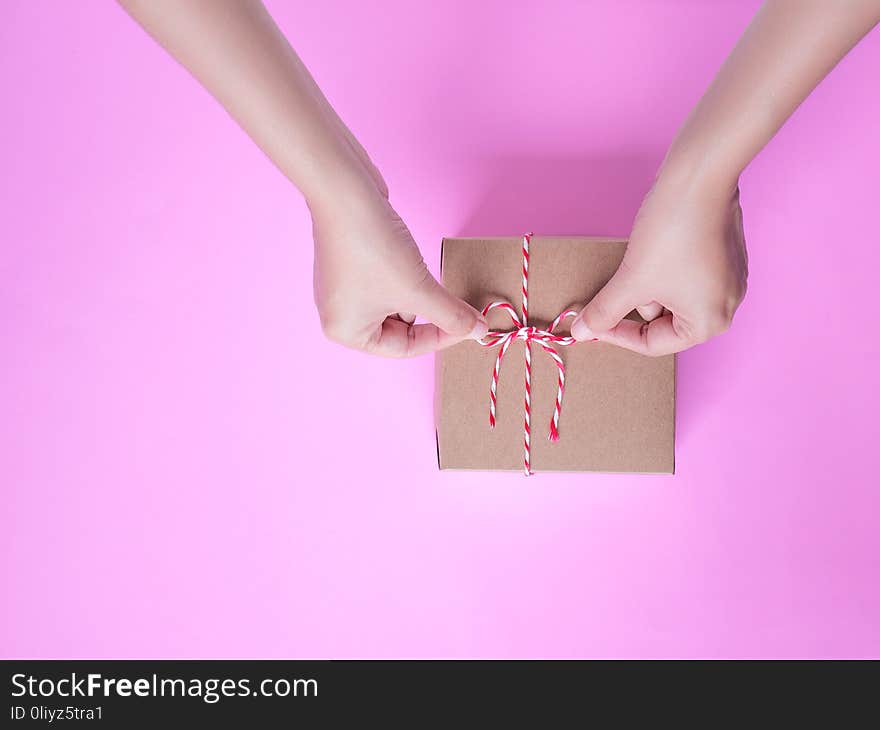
[2,1,879,658]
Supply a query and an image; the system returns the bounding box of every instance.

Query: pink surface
[2,1,879,658]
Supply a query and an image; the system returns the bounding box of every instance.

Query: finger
[408,275,488,340]
[367,318,465,358]
[571,266,640,341]
[595,313,695,357]
[636,301,663,322]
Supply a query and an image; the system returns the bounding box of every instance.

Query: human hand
[571,170,748,356]
[310,178,488,357]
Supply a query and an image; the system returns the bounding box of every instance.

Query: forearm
[662,0,880,190]
[118,0,370,206]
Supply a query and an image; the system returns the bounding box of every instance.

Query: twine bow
[478,234,593,475]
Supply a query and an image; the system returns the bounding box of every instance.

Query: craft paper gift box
[435,236,675,474]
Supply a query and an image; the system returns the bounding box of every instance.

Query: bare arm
[572,0,880,355]
[118,0,376,207]
[670,0,880,188]
[118,0,487,356]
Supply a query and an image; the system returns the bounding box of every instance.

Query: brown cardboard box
[436,236,675,473]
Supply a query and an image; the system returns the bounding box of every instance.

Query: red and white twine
[479,234,593,475]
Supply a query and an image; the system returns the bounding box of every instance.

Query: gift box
[435,236,675,474]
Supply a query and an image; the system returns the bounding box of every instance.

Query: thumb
[571,265,639,341]
[409,275,488,340]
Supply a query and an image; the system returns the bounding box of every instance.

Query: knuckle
[408,261,435,296]
[319,311,351,345]
[710,311,732,336]
[688,282,745,343]
[693,308,733,342]
[446,306,474,335]
[583,299,610,330]
[615,253,639,282]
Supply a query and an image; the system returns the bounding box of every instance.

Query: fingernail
[570,318,594,341]
[469,317,489,341]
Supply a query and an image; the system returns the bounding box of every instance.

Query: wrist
[302,153,397,239]
[298,120,387,218]
[656,139,741,200]
[304,165,385,221]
